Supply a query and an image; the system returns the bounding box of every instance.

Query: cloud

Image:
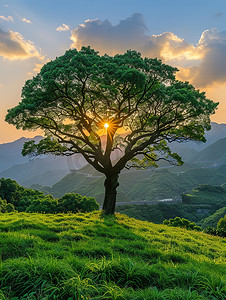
[22,18,32,24]
[71,14,147,56]
[215,12,223,17]
[33,63,44,72]
[0,27,43,60]
[28,60,50,76]
[70,14,226,88]
[178,29,226,87]
[70,14,203,67]
[0,15,14,22]
[56,24,70,32]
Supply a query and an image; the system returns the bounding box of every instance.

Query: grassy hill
[0,212,225,299]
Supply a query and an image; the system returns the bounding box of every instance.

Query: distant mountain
[38,163,226,204]
[0,156,69,187]
[1,121,225,172]
[169,122,226,155]
[1,121,226,188]
[32,121,226,202]
[168,143,198,162]
[0,136,87,187]
[189,138,226,166]
[0,136,43,173]
[127,165,226,201]
[39,167,154,203]
[205,122,226,146]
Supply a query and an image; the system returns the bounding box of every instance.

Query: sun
[104,123,109,129]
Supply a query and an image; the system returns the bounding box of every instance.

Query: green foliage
[117,202,216,225]
[204,227,218,236]
[196,184,226,193]
[163,217,202,231]
[5,47,218,214]
[22,138,68,157]
[201,207,226,228]
[58,193,99,213]
[0,177,45,208]
[0,177,23,206]
[217,215,226,231]
[0,212,225,299]
[182,183,226,207]
[0,178,99,214]
[203,218,226,238]
[0,198,15,213]
[217,215,226,237]
[26,195,58,213]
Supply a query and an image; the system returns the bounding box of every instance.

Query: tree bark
[102,173,119,215]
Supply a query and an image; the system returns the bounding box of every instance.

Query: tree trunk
[102,173,119,215]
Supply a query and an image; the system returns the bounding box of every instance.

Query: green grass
[0,212,225,299]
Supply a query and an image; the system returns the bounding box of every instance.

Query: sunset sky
[1,0,226,143]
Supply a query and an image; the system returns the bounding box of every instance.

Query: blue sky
[1,0,226,142]
[3,0,225,42]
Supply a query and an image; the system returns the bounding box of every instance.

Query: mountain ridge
[1,121,226,188]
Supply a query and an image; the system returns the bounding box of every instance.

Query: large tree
[6,47,218,214]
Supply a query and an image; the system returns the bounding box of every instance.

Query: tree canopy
[6,47,218,214]
[0,178,99,214]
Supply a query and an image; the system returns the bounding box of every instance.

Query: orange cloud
[70,15,226,89]
[22,18,32,24]
[56,24,70,32]
[178,29,226,87]
[70,14,203,66]
[0,27,43,60]
[0,15,14,22]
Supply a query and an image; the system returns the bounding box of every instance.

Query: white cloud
[56,24,70,32]
[70,14,202,67]
[0,15,14,22]
[0,27,43,60]
[22,18,32,24]
[70,14,226,88]
[178,29,226,87]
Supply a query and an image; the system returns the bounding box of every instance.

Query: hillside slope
[40,168,153,202]
[0,136,43,172]
[0,156,70,187]
[190,137,226,165]
[200,206,226,228]
[0,136,87,187]
[42,164,226,203]
[0,212,225,299]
